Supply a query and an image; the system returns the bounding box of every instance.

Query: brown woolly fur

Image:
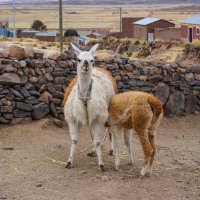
[63,77,77,105]
[108,91,163,176]
[109,91,163,130]
[63,67,117,105]
[95,67,118,93]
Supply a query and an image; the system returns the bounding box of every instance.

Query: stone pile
[0,46,77,124]
[0,45,199,124]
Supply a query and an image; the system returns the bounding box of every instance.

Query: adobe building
[133,17,175,41]
[21,30,39,39]
[35,32,59,42]
[154,27,181,41]
[181,14,200,43]
[122,17,143,38]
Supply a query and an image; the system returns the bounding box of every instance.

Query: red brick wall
[181,24,200,42]
[36,36,57,42]
[193,26,200,40]
[122,17,143,38]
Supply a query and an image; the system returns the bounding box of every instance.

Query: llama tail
[148,95,163,133]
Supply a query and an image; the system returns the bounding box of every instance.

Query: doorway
[188,27,193,43]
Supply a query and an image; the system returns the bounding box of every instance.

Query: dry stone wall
[0,46,200,124]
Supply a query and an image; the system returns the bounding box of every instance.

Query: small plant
[126,51,132,57]
[64,29,78,37]
[31,20,47,31]
[184,43,191,54]
[134,40,140,45]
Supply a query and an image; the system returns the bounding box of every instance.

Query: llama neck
[77,71,92,98]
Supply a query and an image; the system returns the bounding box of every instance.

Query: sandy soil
[0,115,200,200]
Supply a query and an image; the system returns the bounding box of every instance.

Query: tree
[31,20,47,31]
[64,29,78,37]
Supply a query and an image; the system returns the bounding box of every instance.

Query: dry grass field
[0,3,200,34]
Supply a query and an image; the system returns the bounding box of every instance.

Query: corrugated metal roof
[91,32,101,37]
[133,17,160,25]
[181,14,200,25]
[36,32,57,37]
[80,35,89,40]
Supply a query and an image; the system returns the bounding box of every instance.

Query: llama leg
[147,130,157,175]
[66,122,79,169]
[124,129,133,165]
[108,129,114,156]
[112,127,121,171]
[137,133,153,176]
[91,123,105,171]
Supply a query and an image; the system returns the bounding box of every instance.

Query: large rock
[148,75,163,83]
[32,103,50,120]
[9,45,25,59]
[14,109,31,118]
[0,73,21,85]
[155,82,170,105]
[50,102,58,118]
[0,48,9,58]
[165,92,185,116]
[16,102,33,111]
[185,96,199,113]
[24,46,34,58]
[39,91,52,104]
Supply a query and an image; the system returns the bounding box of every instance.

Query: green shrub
[134,40,140,45]
[64,29,78,37]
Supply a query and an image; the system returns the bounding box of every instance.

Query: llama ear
[71,43,81,55]
[89,44,99,54]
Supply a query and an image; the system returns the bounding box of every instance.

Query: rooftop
[181,14,200,25]
[133,17,160,26]
[35,32,58,37]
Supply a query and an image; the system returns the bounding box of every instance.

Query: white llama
[63,44,117,171]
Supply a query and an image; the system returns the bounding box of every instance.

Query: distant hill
[0,0,198,5]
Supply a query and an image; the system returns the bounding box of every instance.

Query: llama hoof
[127,161,133,165]
[65,162,72,169]
[134,173,145,179]
[87,151,96,157]
[114,165,119,171]
[108,150,113,156]
[99,165,105,172]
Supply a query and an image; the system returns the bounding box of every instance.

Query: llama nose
[84,60,89,66]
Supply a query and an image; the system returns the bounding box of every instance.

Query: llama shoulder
[94,67,118,93]
[63,77,77,105]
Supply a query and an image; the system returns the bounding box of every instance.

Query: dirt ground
[0,115,200,200]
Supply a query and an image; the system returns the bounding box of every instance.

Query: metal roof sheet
[181,14,200,25]
[80,35,89,40]
[133,17,160,25]
[91,32,101,37]
[36,32,57,36]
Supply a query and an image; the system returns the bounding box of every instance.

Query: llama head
[71,43,99,74]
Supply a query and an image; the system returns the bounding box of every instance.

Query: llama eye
[91,59,94,63]
[78,59,81,62]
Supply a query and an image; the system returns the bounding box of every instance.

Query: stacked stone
[0,45,200,124]
[95,57,200,116]
[0,45,77,124]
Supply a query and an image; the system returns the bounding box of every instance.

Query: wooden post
[59,0,63,52]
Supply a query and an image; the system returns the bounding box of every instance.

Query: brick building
[181,14,200,43]
[133,17,175,41]
[122,17,143,38]
[35,32,59,42]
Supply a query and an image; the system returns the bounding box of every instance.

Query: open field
[0,115,200,200]
[0,3,200,34]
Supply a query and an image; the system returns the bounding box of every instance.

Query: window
[197,27,200,35]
